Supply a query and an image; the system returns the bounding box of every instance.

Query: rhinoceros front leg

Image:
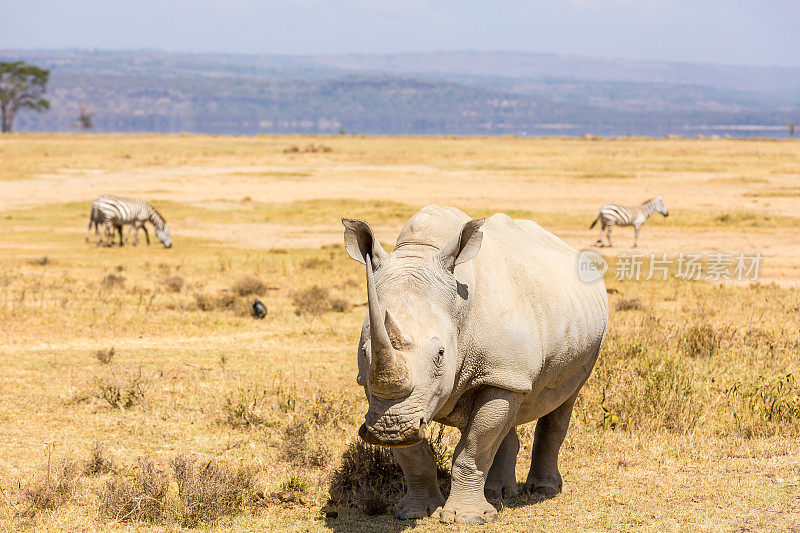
[484,427,520,501]
[524,390,579,497]
[436,387,523,525]
[391,440,445,519]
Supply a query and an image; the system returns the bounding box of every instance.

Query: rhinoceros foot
[393,491,445,520]
[524,480,569,499]
[484,481,519,502]
[434,500,498,525]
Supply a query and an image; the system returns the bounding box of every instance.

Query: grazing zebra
[86,196,172,248]
[590,196,668,248]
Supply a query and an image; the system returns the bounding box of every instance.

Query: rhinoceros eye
[434,348,445,371]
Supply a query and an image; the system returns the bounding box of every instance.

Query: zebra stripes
[590,196,668,248]
[87,195,172,248]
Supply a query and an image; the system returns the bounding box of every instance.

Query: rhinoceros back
[467,211,608,401]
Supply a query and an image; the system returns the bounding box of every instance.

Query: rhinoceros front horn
[365,254,412,399]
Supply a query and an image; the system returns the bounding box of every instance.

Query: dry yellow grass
[0,134,798,531]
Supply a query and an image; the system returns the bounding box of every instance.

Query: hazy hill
[3,49,798,136]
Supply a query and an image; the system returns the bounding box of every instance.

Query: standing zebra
[86,196,172,248]
[590,196,668,248]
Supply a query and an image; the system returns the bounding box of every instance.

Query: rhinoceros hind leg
[484,426,520,501]
[391,440,445,519]
[523,391,579,496]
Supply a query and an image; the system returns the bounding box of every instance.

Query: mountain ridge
[2,49,798,136]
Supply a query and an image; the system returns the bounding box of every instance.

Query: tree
[0,61,50,133]
[76,106,94,130]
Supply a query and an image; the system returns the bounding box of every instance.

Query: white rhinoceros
[342,205,608,525]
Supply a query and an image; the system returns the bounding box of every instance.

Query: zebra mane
[640,197,659,217]
[148,205,167,230]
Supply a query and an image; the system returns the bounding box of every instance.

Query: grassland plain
[0,134,798,532]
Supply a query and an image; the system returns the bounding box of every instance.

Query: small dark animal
[252,299,267,319]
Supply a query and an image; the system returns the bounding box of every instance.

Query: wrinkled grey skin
[343,205,608,525]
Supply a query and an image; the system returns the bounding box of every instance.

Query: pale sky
[2,0,798,67]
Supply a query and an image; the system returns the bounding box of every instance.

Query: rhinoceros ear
[342,218,387,270]
[437,218,484,272]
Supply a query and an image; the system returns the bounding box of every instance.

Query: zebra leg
[132,223,142,246]
[606,227,613,248]
[101,222,112,247]
[117,225,124,247]
[142,225,150,246]
[596,224,606,247]
[633,226,640,248]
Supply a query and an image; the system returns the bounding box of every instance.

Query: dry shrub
[328,437,450,516]
[215,292,237,309]
[221,383,274,428]
[308,391,347,428]
[742,327,778,351]
[27,256,50,266]
[277,391,350,468]
[328,442,404,516]
[95,347,115,365]
[280,475,308,493]
[194,291,249,314]
[84,442,114,475]
[194,292,215,311]
[305,144,333,153]
[301,257,329,270]
[727,374,800,437]
[284,144,332,154]
[680,324,720,357]
[99,457,169,523]
[20,456,81,516]
[280,420,332,468]
[292,286,349,315]
[102,273,125,289]
[615,297,644,312]
[232,276,266,296]
[163,276,185,293]
[582,355,700,434]
[606,337,647,359]
[171,455,257,528]
[94,368,149,410]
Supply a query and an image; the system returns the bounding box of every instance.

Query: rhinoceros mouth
[359,421,427,447]
[360,393,428,447]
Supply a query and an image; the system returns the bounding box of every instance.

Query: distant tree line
[3,55,800,137]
